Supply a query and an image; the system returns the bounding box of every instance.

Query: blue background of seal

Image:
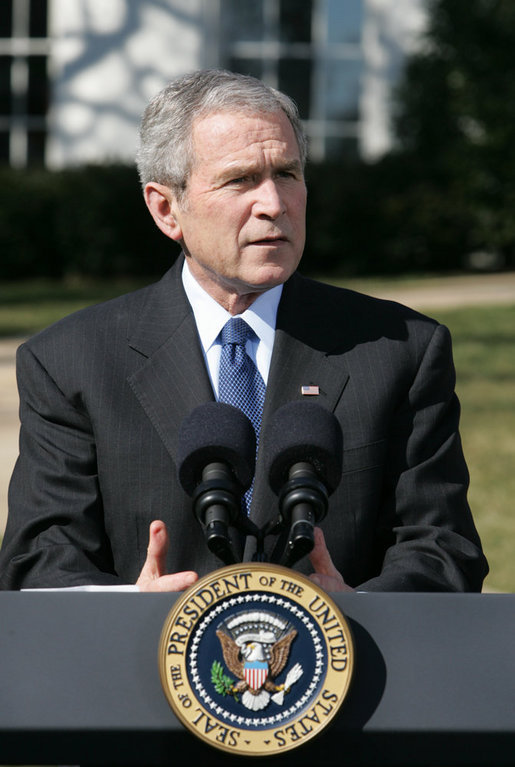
[187,592,329,730]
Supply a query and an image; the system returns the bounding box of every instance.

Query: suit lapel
[127,259,214,462]
[249,272,350,540]
[262,328,349,417]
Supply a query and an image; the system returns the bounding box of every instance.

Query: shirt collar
[181,259,282,354]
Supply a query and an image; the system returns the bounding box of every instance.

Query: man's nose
[253,179,285,219]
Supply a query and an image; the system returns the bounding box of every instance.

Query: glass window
[279,0,312,43]
[27,128,45,163]
[27,55,48,115]
[325,135,359,159]
[278,58,311,119]
[227,57,264,81]
[29,0,48,38]
[326,0,363,44]
[217,0,365,161]
[0,1,13,37]
[0,57,12,116]
[323,58,362,121]
[221,0,264,43]
[0,0,48,166]
[0,131,9,162]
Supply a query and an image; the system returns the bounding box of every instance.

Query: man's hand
[309,527,355,592]
[136,520,199,592]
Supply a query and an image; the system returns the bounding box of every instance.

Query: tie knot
[220,317,253,346]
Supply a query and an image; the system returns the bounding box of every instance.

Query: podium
[0,592,514,765]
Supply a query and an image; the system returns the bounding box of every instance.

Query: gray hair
[136,69,308,199]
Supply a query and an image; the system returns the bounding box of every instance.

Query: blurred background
[1,0,514,591]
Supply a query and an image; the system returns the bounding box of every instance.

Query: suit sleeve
[0,343,121,589]
[359,323,488,592]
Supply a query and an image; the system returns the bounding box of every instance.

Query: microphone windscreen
[177,402,256,495]
[263,401,343,495]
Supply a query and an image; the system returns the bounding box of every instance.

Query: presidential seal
[158,563,354,756]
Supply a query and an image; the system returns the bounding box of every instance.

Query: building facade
[0,0,427,169]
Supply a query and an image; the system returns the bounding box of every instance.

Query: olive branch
[211,660,239,701]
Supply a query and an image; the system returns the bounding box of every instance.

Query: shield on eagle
[244,659,268,690]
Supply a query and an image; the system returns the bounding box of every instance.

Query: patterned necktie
[218,317,266,513]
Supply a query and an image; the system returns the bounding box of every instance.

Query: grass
[0,276,513,591]
[433,304,515,593]
[0,271,477,337]
[0,278,149,337]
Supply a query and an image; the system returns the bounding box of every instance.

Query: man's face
[169,110,307,308]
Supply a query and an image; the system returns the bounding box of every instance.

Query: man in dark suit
[0,70,488,592]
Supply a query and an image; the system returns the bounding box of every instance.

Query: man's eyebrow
[219,158,303,179]
[275,159,303,173]
[219,162,258,179]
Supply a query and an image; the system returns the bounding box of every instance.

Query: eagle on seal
[215,627,301,711]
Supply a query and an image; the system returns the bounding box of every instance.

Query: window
[0,0,49,166]
[218,0,363,160]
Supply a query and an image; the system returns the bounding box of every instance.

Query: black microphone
[177,402,256,565]
[262,401,343,567]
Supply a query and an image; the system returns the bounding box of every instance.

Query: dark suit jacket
[0,258,488,590]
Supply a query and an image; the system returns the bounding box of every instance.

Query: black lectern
[0,592,513,765]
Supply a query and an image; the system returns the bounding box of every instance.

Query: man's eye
[277,170,296,179]
[227,175,250,185]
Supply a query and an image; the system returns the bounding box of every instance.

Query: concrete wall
[46,0,205,167]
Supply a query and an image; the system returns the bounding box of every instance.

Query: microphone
[262,401,343,567]
[177,402,256,565]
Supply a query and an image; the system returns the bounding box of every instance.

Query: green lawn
[0,278,149,337]
[434,304,515,593]
[0,277,513,591]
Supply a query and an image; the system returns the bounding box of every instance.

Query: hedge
[0,161,511,281]
[0,165,177,280]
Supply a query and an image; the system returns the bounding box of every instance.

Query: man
[0,70,488,592]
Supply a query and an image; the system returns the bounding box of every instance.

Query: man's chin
[240,256,300,290]
[237,269,294,294]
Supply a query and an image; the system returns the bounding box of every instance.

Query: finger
[309,571,344,590]
[138,570,199,593]
[308,527,339,577]
[136,520,170,583]
[309,527,354,592]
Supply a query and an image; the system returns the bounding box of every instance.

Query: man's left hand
[308,527,355,592]
[136,520,199,592]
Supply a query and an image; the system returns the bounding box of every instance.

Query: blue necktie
[218,317,266,513]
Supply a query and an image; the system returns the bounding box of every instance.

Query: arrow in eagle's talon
[271,663,303,705]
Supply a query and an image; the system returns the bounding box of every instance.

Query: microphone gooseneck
[278,461,329,566]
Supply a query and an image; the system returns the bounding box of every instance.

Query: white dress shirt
[181,259,282,396]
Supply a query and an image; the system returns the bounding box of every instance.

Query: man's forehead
[191,109,299,159]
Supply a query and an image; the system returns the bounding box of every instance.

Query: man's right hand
[136,520,199,592]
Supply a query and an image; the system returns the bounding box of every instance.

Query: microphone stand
[250,462,329,567]
[194,465,328,568]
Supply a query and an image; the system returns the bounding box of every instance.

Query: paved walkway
[2,272,515,535]
[1,338,22,536]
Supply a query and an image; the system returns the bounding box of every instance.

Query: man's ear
[143,182,183,242]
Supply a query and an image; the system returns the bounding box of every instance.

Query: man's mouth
[250,235,287,246]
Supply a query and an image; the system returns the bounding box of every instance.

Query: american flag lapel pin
[301,385,320,396]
